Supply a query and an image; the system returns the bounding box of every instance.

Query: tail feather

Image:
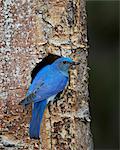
[29,100,47,139]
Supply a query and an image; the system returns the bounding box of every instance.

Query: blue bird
[19,56,79,139]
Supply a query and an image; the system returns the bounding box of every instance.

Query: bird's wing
[19,78,46,107]
[19,65,51,106]
[27,65,50,96]
[24,65,68,104]
[33,73,68,103]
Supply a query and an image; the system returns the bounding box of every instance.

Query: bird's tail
[29,100,47,139]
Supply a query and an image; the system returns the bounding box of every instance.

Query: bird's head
[52,57,80,76]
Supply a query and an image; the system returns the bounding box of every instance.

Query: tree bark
[0,0,93,149]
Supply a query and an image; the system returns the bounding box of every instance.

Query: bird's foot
[48,103,52,115]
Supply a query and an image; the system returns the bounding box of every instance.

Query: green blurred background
[86,1,119,149]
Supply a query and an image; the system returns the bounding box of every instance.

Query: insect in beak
[70,61,80,69]
[71,61,80,65]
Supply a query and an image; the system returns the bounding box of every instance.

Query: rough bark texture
[0,0,93,149]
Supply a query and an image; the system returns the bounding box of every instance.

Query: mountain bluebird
[19,56,79,139]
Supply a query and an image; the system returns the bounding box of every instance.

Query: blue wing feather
[33,73,68,103]
[27,65,50,96]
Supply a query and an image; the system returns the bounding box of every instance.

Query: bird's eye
[63,61,67,64]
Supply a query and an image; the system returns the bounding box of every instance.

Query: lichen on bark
[0,0,93,149]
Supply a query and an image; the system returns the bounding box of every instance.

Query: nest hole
[31,53,61,83]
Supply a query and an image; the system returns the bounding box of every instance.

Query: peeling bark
[0,0,93,149]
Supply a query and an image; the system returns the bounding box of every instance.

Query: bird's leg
[53,90,67,107]
[53,97,58,106]
[53,91,63,103]
[48,102,52,115]
[55,100,58,107]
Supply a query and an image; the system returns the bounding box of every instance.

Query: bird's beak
[71,61,80,65]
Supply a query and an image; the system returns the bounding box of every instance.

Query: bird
[19,56,79,139]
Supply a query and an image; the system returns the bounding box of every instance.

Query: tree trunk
[0,0,93,149]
